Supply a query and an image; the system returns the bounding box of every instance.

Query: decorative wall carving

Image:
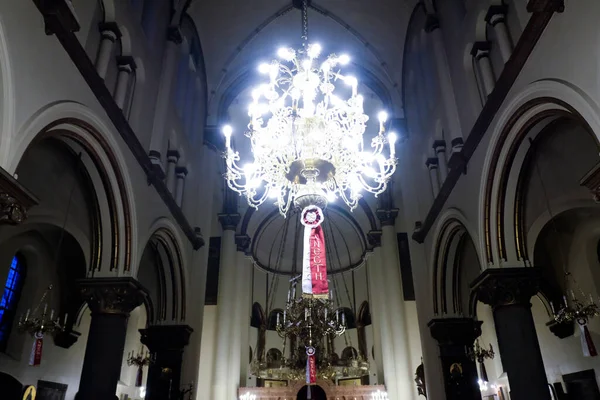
[78,277,148,315]
[471,267,541,309]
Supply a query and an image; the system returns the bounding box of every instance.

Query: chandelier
[18,285,65,366]
[127,346,153,387]
[551,275,599,326]
[222,0,397,216]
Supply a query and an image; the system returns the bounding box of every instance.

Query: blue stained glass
[0,255,25,347]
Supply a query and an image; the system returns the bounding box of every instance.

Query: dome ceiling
[188,0,417,121]
[242,200,378,276]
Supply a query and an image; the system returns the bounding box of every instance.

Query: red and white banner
[580,323,598,357]
[301,205,329,298]
[29,332,43,366]
[306,346,317,384]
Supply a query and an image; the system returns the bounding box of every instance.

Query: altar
[238,379,387,400]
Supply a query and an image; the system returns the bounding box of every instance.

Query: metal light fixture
[551,274,600,326]
[467,340,495,392]
[127,346,153,387]
[222,0,397,216]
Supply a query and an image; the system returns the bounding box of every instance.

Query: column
[425,15,463,153]
[433,140,448,181]
[376,208,413,400]
[426,157,440,198]
[140,325,193,400]
[149,27,183,174]
[165,150,179,195]
[486,5,513,63]
[428,318,482,400]
[471,268,550,400]
[175,166,188,208]
[114,56,137,109]
[365,243,397,396]
[212,212,241,400]
[471,41,496,97]
[231,236,252,397]
[96,22,121,79]
[236,235,253,389]
[75,277,147,400]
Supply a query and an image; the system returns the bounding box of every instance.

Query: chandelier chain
[302,0,309,47]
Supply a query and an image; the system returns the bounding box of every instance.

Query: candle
[292,285,296,299]
[570,290,575,301]
[49,309,54,321]
[63,313,68,327]
[287,290,291,303]
[550,302,555,315]
[43,303,48,316]
[563,295,568,307]
[324,308,328,320]
[336,309,339,322]
[283,310,286,324]
[277,312,280,326]
[341,313,346,326]
[25,308,30,321]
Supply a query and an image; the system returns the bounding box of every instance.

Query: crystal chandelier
[222,0,397,216]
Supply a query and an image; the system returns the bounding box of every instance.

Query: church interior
[0,1,599,400]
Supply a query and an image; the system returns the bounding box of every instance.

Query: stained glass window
[0,255,25,351]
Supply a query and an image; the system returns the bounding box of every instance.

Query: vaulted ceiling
[188,0,417,122]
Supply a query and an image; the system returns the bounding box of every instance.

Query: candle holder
[18,284,65,366]
[127,347,154,387]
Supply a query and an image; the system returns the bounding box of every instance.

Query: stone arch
[0,14,15,168]
[10,101,137,274]
[480,80,600,267]
[431,209,482,316]
[139,218,187,322]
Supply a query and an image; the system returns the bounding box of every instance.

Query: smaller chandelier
[18,285,65,336]
[551,287,599,326]
[222,41,397,216]
[127,346,153,387]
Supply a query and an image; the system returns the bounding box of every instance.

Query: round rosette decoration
[301,205,324,228]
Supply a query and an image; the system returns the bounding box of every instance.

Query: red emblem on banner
[29,332,43,366]
[301,206,329,298]
[306,346,317,384]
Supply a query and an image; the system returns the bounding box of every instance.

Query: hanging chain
[301,0,309,48]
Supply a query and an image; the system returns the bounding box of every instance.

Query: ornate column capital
[367,230,382,248]
[175,166,188,178]
[428,318,482,347]
[98,21,122,41]
[0,167,38,225]
[78,277,148,315]
[116,55,137,72]
[140,324,193,352]
[432,139,446,152]
[470,267,541,310]
[426,157,439,170]
[218,213,241,231]
[470,41,491,59]
[235,234,251,253]
[485,5,508,25]
[579,160,600,202]
[166,149,180,163]
[376,208,398,227]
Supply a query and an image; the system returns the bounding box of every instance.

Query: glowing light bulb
[326,191,337,202]
[308,43,322,59]
[222,125,232,137]
[338,54,350,65]
[378,111,388,123]
[388,132,397,144]
[277,47,295,61]
[258,63,270,74]
[302,59,312,70]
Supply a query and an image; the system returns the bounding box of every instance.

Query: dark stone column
[471,268,550,400]
[75,277,147,400]
[140,325,193,400]
[428,318,482,400]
